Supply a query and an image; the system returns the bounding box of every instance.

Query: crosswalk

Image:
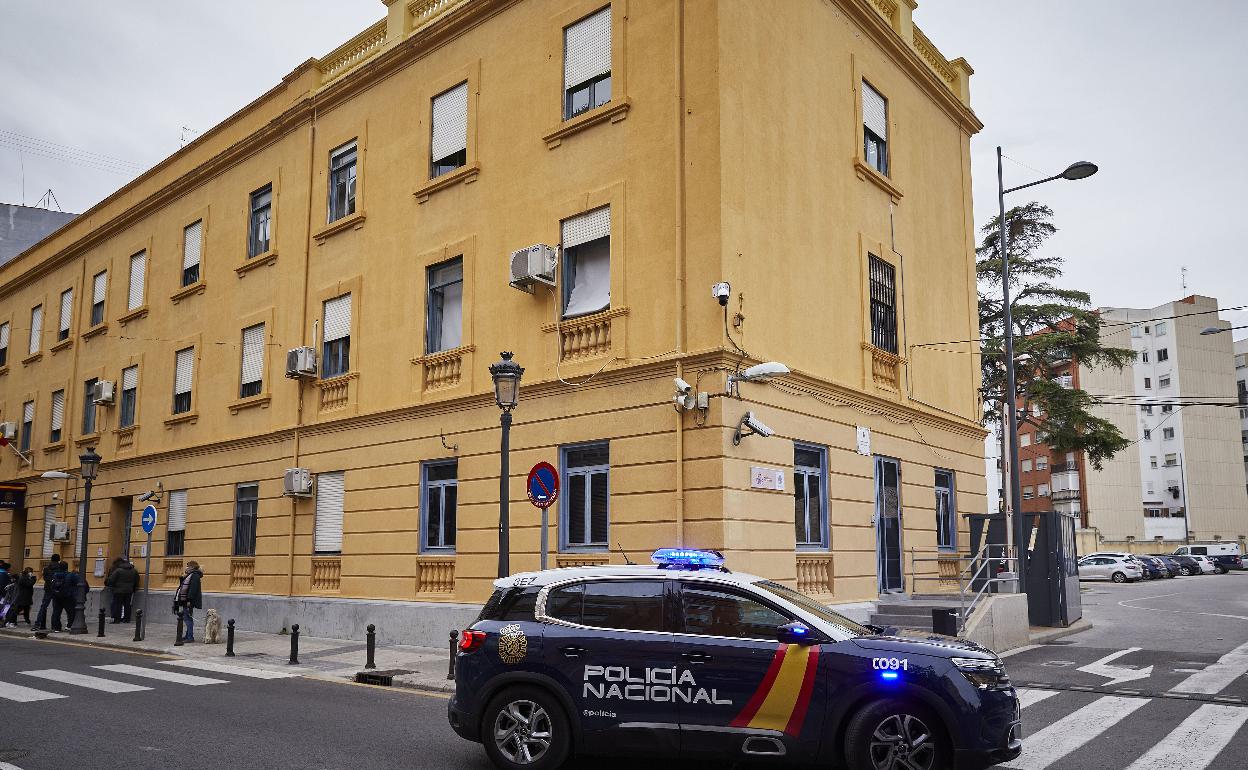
[0,660,298,703]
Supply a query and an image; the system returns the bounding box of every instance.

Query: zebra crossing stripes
[1016,687,1060,709]
[1002,695,1148,770]
[20,669,151,693]
[0,661,296,702]
[93,664,228,685]
[0,679,67,703]
[160,659,299,679]
[1171,640,1248,695]
[1123,704,1248,770]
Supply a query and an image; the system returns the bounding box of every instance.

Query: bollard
[225,619,235,657]
[97,608,106,638]
[447,630,459,680]
[175,612,184,647]
[289,623,300,664]
[133,610,143,642]
[365,624,377,670]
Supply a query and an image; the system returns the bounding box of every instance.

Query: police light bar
[651,548,726,570]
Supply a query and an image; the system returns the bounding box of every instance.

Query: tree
[978,202,1135,470]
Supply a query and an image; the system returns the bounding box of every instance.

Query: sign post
[526,462,560,570]
[139,504,157,640]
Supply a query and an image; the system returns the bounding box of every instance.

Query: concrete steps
[869,596,961,632]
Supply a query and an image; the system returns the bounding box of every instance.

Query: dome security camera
[712,282,731,306]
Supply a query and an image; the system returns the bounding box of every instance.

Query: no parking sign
[526,462,559,509]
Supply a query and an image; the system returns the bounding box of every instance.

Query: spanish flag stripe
[729,644,788,727]
[783,647,820,736]
[744,645,815,732]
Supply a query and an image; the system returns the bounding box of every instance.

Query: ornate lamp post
[489,352,523,578]
[69,446,102,634]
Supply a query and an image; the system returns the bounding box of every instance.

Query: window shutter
[430,82,468,162]
[323,294,352,342]
[564,6,611,89]
[93,272,107,305]
[183,220,202,271]
[174,348,194,395]
[314,471,345,553]
[29,306,42,354]
[240,324,265,386]
[23,401,34,424]
[128,251,147,310]
[75,502,85,554]
[862,81,888,139]
[43,506,56,557]
[168,490,187,533]
[122,365,138,391]
[0,321,10,349]
[562,206,610,248]
[59,289,73,332]
[51,391,64,432]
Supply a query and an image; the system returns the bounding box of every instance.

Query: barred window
[233,483,259,557]
[869,255,898,354]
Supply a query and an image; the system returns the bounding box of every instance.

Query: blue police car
[449,549,1021,770]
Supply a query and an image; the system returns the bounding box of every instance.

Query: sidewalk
[0,620,456,693]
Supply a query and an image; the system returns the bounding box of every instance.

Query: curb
[1028,618,1092,645]
[0,627,176,658]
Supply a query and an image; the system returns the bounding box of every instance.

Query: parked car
[1136,556,1172,579]
[1145,554,1183,577]
[1175,543,1245,571]
[1078,556,1143,583]
[1192,554,1220,574]
[1168,554,1205,576]
[1085,552,1156,578]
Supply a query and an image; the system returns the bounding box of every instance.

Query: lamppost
[1200,325,1248,336]
[489,352,523,579]
[997,147,1097,593]
[70,447,101,634]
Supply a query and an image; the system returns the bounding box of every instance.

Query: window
[57,288,73,341]
[82,378,98,434]
[166,489,187,557]
[561,207,611,318]
[1155,321,1168,336]
[173,347,194,414]
[1164,453,1178,467]
[1131,326,1142,338]
[42,505,55,558]
[49,390,64,443]
[119,365,138,428]
[1239,379,1246,406]
[935,470,956,551]
[422,461,457,551]
[1020,433,1031,447]
[1161,404,1173,414]
[249,185,272,258]
[1157,348,1168,363]
[426,258,463,353]
[1159,375,1171,389]
[1021,459,1033,473]
[1163,427,1175,440]
[1142,405,1153,415]
[680,584,791,639]
[548,580,664,632]
[1036,456,1048,470]
[1141,351,1149,363]
[322,294,352,378]
[0,320,7,366]
[862,80,889,175]
[430,82,468,178]
[1038,483,1050,497]
[562,442,609,549]
[1143,429,1152,441]
[327,141,357,223]
[29,305,42,355]
[793,444,827,548]
[239,323,265,398]
[314,471,345,554]
[1146,481,1155,495]
[868,254,898,354]
[90,271,107,326]
[181,220,202,287]
[20,401,34,453]
[1022,486,1034,500]
[127,251,146,310]
[1144,325,1151,334]
[1150,456,1158,469]
[563,6,612,120]
[75,502,85,556]
[1144,377,1151,389]
[232,483,259,557]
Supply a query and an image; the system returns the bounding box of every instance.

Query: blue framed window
[935,469,956,552]
[422,460,458,552]
[561,442,609,550]
[233,483,259,557]
[794,443,828,548]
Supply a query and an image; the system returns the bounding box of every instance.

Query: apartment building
[1237,338,1247,494]
[0,0,984,640]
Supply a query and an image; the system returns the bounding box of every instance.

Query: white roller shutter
[174,348,194,395]
[564,6,611,89]
[183,220,202,271]
[240,324,265,387]
[430,82,468,162]
[29,305,42,354]
[50,390,64,433]
[92,272,107,305]
[75,502,85,555]
[314,471,345,554]
[128,251,147,310]
[323,294,352,342]
[59,289,73,333]
[122,365,138,391]
[562,206,610,248]
[0,321,9,350]
[22,401,34,425]
[168,489,187,533]
[43,505,56,557]
[862,81,888,139]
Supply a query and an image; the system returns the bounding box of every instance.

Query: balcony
[314,0,470,88]
[1051,489,1081,503]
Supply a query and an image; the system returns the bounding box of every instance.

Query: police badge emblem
[498,623,528,664]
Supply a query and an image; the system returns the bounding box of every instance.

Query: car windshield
[753,580,872,638]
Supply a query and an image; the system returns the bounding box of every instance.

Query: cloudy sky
[1,1,1245,338]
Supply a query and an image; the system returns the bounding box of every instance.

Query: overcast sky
[1,1,1244,339]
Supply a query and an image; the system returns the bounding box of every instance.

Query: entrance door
[107,496,133,569]
[8,508,27,571]
[875,457,904,593]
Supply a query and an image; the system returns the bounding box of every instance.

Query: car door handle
[561,645,588,658]
[682,651,713,665]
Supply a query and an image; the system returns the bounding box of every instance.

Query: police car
[448,549,1021,770]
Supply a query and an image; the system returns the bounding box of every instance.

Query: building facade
[1237,338,1247,495]
[0,0,984,640]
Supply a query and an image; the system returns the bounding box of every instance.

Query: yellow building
[0,0,984,642]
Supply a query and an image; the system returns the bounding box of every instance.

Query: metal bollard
[289,623,300,664]
[97,608,106,638]
[365,624,377,670]
[225,619,235,657]
[175,611,184,647]
[133,610,143,642]
[447,630,459,680]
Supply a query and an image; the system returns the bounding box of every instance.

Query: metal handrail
[908,543,1018,633]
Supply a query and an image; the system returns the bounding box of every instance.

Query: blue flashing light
[880,671,900,680]
[651,548,726,570]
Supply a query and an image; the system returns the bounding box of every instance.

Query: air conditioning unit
[286,347,318,379]
[1168,486,1181,499]
[0,422,15,440]
[51,522,70,541]
[508,244,557,293]
[283,467,314,498]
[92,380,116,405]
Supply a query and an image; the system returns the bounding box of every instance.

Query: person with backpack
[6,567,36,626]
[48,562,76,632]
[105,558,139,623]
[0,573,16,626]
[32,554,62,631]
[173,561,203,642]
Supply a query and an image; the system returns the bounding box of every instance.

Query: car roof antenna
[616,542,635,566]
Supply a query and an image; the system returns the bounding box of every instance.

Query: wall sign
[856,426,872,456]
[750,466,785,491]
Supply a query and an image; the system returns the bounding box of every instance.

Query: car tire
[1180,567,1193,576]
[481,686,571,770]
[845,698,948,770]
[1111,571,1127,583]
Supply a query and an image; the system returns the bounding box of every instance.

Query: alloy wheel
[868,712,937,770]
[493,699,553,765]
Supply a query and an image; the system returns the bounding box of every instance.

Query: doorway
[875,456,904,593]
[8,508,27,571]
[107,496,133,573]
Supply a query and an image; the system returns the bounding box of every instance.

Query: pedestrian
[106,558,139,623]
[0,576,16,626]
[173,561,202,642]
[9,567,36,626]
[32,554,62,631]
[48,562,77,632]
[0,560,10,592]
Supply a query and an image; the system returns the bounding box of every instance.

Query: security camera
[674,378,692,395]
[733,411,775,445]
[712,282,731,307]
[138,491,155,502]
[673,378,696,411]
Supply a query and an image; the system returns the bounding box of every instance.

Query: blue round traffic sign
[141,504,158,534]
[527,462,559,509]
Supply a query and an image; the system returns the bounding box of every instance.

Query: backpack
[49,570,71,598]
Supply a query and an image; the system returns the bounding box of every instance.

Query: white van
[1174,542,1243,572]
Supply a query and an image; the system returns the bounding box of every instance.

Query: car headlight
[952,657,1010,690]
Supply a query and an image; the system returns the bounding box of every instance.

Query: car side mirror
[777,621,818,646]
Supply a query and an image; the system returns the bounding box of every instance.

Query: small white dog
[203,608,222,644]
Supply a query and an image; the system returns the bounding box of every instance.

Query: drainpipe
[289,106,318,597]
[672,0,687,547]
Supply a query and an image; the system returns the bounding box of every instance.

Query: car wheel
[482,686,570,770]
[1111,571,1127,583]
[1180,567,1193,576]
[846,698,947,770]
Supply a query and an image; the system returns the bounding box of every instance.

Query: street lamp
[1201,325,1248,335]
[997,147,1097,594]
[70,446,101,634]
[489,352,524,578]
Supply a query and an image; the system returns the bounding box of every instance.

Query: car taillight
[459,629,487,653]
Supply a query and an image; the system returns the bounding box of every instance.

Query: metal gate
[1024,510,1082,627]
